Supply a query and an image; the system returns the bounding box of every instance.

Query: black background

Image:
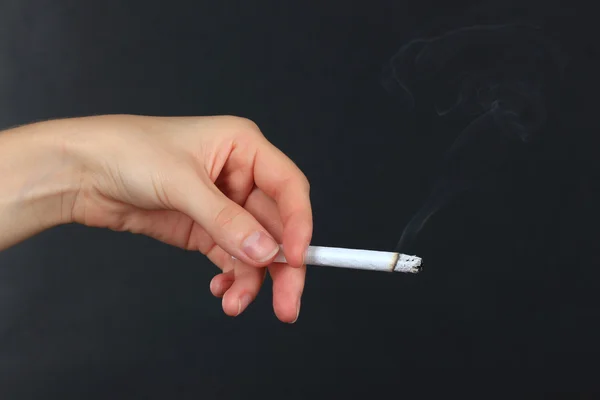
[1,0,599,397]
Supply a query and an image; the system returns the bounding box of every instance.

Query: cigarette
[273,245,422,273]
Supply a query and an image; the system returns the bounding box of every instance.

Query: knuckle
[291,172,310,194]
[231,116,263,138]
[300,174,311,192]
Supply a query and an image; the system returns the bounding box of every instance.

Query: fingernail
[242,231,279,263]
[238,294,252,315]
[291,299,301,324]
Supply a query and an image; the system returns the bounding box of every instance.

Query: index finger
[253,140,312,268]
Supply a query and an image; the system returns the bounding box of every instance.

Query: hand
[3,115,313,323]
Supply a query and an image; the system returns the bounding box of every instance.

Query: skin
[0,114,312,323]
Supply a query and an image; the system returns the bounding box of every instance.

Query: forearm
[0,120,83,250]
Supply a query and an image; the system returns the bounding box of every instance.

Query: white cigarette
[273,245,422,273]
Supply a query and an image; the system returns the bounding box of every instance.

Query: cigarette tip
[396,253,423,274]
[412,260,423,273]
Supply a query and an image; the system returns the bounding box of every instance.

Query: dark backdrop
[1,0,599,397]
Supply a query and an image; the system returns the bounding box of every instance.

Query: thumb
[173,173,280,267]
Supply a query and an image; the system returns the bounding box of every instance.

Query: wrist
[0,119,84,232]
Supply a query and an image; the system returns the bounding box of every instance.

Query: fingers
[171,170,280,267]
[244,186,284,241]
[220,264,266,316]
[253,140,313,268]
[208,188,307,321]
[207,247,266,316]
[269,263,306,323]
[245,187,306,323]
[209,269,235,297]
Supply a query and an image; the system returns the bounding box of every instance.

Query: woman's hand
[0,115,312,323]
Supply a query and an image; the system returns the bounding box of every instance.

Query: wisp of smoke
[382,23,566,252]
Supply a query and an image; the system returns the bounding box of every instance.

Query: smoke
[383,23,566,252]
